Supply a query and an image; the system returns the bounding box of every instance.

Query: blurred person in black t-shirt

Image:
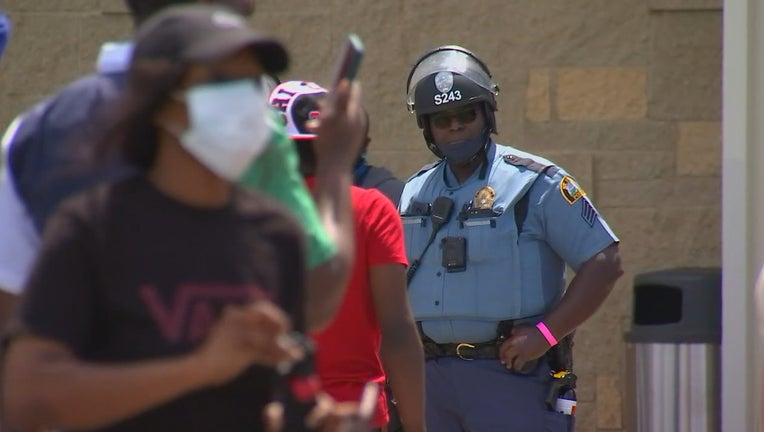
[1,5,369,432]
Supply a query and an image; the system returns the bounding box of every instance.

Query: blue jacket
[7,72,132,232]
[5,42,134,233]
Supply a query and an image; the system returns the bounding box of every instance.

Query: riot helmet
[406,46,499,161]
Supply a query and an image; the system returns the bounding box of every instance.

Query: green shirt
[239,112,336,269]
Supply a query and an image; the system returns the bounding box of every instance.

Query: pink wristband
[536,321,558,347]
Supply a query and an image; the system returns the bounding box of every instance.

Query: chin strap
[478,150,490,180]
[478,128,492,179]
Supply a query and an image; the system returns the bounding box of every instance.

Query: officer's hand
[498,324,550,372]
[312,80,366,170]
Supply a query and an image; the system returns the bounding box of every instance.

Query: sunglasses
[430,106,479,129]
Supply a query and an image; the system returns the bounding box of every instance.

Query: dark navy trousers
[425,357,574,431]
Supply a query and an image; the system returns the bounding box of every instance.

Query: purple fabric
[0,10,10,60]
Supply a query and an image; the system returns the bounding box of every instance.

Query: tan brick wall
[677,122,722,176]
[526,69,551,122]
[0,1,722,430]
[556,68,647,121]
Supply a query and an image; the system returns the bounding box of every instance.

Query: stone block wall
[0,1,721,430]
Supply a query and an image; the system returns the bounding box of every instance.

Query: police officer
[399,45,623,431]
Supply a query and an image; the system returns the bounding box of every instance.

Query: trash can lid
[624,267,721,344]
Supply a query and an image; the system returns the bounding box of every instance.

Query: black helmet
[405,46,499,158]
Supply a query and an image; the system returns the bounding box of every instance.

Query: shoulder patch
[503,154,559,177]
[560,175,585,205]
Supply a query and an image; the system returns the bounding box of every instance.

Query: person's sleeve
[365,191,408,267]
[537,173,619,271]
[0,117,41,295]
[18,203,96,355]
[239,114,336,270]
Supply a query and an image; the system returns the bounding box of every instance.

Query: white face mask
[176,79,272,181]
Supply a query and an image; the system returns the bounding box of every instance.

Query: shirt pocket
[446,212,522,319]
[401,215,430,265]
[462,213,514,264]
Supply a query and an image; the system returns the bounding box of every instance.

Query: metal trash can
[624,267,721,432]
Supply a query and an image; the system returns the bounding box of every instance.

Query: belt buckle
[455,343,475,361]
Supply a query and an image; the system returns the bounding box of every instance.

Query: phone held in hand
[331,34,364,87]
[279,333,321,432]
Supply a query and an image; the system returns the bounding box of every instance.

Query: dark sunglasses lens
[456,108,477,124]
[431,107,478,129]
[432,114,451,129]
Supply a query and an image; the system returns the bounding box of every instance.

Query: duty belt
[422,340,500,361]
[416,320,574,373]
[417,320,514,361]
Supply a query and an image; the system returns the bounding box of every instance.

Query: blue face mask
[436,130,488,165]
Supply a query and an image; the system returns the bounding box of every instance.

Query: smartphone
[331,34,364,87]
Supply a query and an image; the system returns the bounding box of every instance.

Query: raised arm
[304,81,366,330]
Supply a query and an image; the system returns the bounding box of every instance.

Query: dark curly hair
[96,59,188,171]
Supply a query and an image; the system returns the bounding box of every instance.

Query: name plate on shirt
[463,218,495,228]
[402,216,427,227]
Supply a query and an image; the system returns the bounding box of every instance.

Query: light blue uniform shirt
[399,142,618,343]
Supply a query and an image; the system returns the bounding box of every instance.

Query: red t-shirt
[306,179,407,427]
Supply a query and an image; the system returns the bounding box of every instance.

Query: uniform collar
[95,41,134,74]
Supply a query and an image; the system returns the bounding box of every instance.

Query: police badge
[474,186,496,209]
[434,71,454,93]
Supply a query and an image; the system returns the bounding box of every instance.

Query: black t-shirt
[19,175,305,432]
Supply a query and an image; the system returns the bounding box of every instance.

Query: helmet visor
[407,49,498,110]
